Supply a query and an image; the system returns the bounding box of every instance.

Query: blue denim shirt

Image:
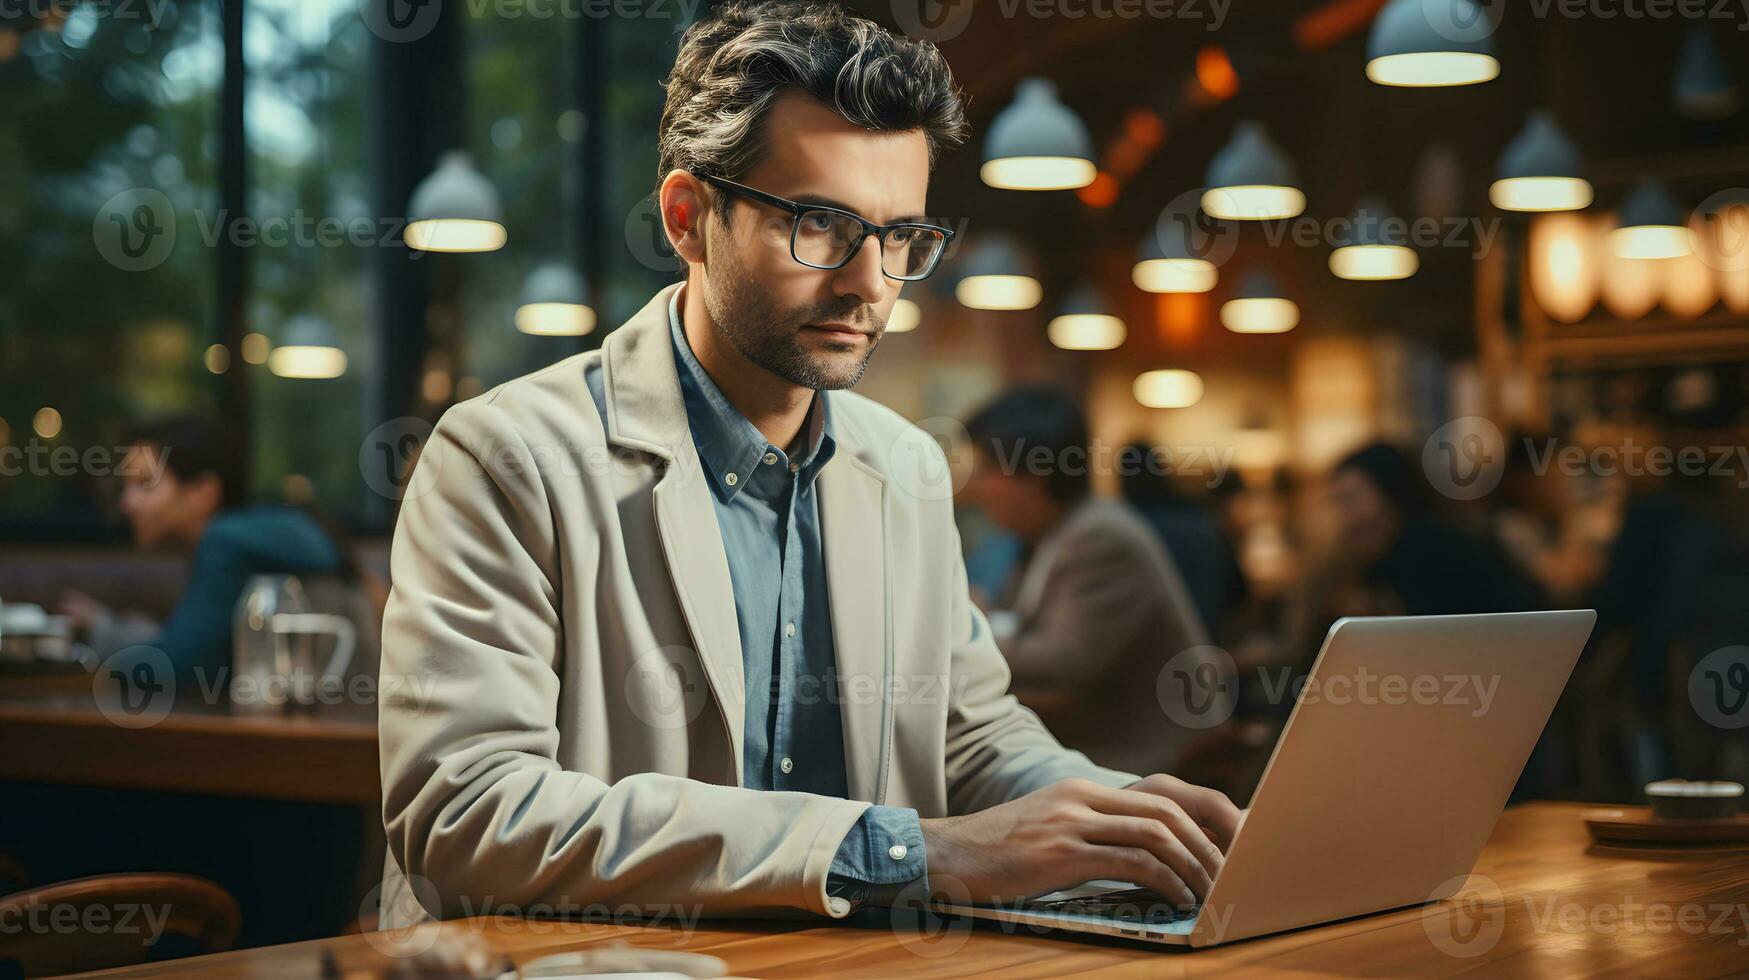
[668,290,925,903]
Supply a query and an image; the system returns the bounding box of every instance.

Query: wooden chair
[0,873,239,978]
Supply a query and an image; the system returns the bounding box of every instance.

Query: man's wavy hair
[657,1,968,222]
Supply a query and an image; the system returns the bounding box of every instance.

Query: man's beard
[701,237,885,391]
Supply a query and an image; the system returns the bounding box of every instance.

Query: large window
[1,1,678,538]
[1,1,223,535]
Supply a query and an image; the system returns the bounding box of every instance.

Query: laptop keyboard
[1021,887,1201,925]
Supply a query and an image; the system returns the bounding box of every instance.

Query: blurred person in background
[57,415,342,679]
[1119,442,1247,644]
[963,387,1211,776]
[1322,442,1540,618]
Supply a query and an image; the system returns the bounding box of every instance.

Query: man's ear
[658,169,710,266]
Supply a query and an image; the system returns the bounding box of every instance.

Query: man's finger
[1078,784,1225,880]
[1080,813,1213,899]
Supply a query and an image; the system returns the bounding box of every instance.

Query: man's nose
[833,233,889,304]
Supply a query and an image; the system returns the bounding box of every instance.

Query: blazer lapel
[818,444,891,804]
[600,284,746,782]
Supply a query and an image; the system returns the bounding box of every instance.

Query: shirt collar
[669,286,835,502]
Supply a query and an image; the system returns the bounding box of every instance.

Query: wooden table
[71,803,1749,978]
[0,675,378,805]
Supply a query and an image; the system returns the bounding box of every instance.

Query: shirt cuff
[824,805,926,908]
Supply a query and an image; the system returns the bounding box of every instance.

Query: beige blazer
[995,498,1211,777]
[377,284,1130,926]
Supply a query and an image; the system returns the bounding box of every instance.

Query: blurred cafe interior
[3,0,1749,972]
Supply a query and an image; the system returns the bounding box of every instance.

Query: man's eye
[802,213,834,232]
[890,227,916,244]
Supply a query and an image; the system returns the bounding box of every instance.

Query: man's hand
[919,776,1241,906]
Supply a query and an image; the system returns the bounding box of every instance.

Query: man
[59,416,342,679]
[963,390,1212,776]
[378,1,1238,927]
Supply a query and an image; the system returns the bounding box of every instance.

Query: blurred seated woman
[59,416,342,680]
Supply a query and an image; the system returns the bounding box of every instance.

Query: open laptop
[936,609,1597,948]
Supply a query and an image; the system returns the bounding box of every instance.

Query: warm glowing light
[1133,369,1205,409]
[956,275,1042,311]
[1600,247,1661,319]
[1365,52,1499,87]
[204,343,231,374]
[1329,244,1419,281]
[1489,176,1594,213]
[1202,185,1305,221]
[1196,45,1240,99]
[1610,224,1692,260]
[268,346,348,379]
[887,299,921,333]
[405,218,508,253]
[421,367,453,403]
[1133,258,1218,294]
[241,332,271,364]
[1221,297,1299,334]
[1528,213,1601,323]
[33,407,63,439]
[979,156,1098,192]
[1047,314,1125,351]
[1076,172,1119,208]
[1662,246,1719,317]
[514,302,596,336]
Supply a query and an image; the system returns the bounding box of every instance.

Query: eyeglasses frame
[698,174,955,281]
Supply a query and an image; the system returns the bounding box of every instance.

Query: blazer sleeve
[378,401,868,921]
[935,517,1137,815]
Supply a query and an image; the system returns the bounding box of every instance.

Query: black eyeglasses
[700,175,954,281]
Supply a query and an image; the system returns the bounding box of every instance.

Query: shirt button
[780,757,794,774]
[785,622,796,638]
[724,472,738,486]
[888,843,909,861]
[826,896,851,917]
[763,452,778,465]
